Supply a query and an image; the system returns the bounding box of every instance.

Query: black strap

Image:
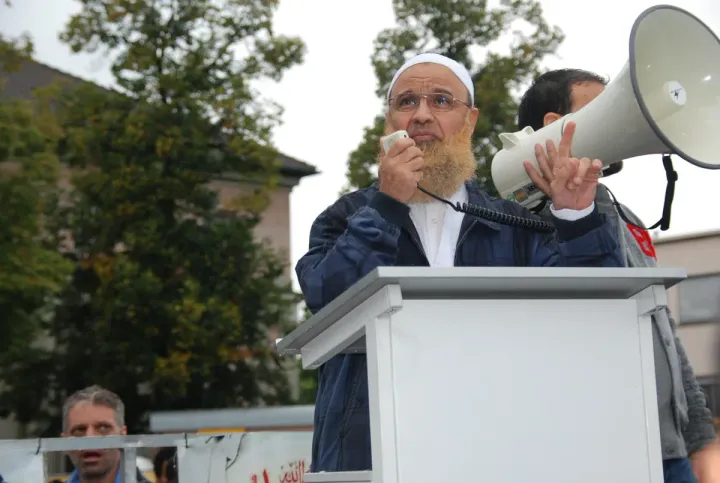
[646,154,678,231]
[606,153,677,232]
[530,198,548,214]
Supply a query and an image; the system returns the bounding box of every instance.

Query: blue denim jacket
[296,182,623,471]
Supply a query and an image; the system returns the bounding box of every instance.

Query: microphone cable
[415,183,557,233]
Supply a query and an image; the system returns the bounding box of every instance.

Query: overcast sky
[1,0,719,287]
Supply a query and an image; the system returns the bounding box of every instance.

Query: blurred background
[0,0,718,480]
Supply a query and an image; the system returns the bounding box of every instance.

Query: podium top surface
[278,266,686,353]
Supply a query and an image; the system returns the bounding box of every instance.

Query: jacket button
[664,338,672,347]
[665,445,676,455]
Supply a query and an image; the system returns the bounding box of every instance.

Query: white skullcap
[386,53,474,105]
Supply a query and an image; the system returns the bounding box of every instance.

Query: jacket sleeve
[669,314,719,455]
[296,192,407,313]
[529,205,624,267]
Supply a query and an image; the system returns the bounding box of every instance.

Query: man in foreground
[519,68,720,483]
[296,53,624,471]
[63,385,150,483]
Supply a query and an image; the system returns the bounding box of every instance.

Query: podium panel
[390,298,652,483]
[278,267,686,483]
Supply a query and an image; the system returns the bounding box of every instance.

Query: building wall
[654,231,720,378]
[210,179,293,266]
[0,418,19,442]
[654,230,720,421]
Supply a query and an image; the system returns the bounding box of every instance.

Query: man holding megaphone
[518,68,720,483]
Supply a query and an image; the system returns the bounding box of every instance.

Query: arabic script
[250,459,308,483]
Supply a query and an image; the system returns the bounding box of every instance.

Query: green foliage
[0,36,73,374]
[0,0,306,435]
[345,0,564,195]
[0,29,33,72]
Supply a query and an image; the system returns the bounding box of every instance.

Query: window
[700,381,720,418]
[678,274,720,324]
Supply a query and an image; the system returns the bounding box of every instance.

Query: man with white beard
[296,53,624,472]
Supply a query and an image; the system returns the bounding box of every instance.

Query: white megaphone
[491,4,720,209]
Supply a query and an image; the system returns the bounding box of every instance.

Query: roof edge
[654,228,720,245]
[9,59,318,177]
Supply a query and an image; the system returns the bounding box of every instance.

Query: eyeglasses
[388,92,471,112]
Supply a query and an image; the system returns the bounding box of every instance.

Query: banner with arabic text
[177,431,311,483]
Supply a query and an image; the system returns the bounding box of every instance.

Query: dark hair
[518,69,608,131]
[154,447,178,481]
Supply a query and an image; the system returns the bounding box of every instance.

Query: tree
[0,0,306,435]
[345,0,564,196]
[0,34,74,383]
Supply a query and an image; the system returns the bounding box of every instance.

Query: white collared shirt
[408,185,468,267]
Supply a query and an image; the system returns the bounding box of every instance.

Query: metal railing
[0,433,227,483]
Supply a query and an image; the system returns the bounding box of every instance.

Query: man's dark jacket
[296,181,623,471]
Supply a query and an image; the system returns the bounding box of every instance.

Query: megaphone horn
[491,4,720,209]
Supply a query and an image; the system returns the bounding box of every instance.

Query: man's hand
[378,137,424,203]
[523,121,603,210]
[692,440,720,483]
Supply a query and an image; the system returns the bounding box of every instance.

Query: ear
[469,107,479,125]
[543,112,562,127]
[383,112,393,133]
[120,425,128,436]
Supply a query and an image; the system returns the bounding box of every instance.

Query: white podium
[277,267,686,483]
